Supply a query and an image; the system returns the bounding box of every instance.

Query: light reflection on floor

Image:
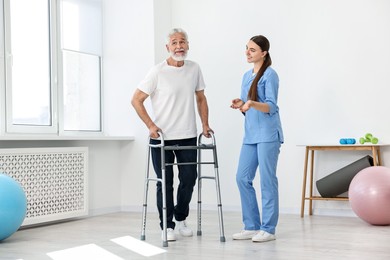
[46,236,166,260]
[47,244,124,260]
[111,236,166,257]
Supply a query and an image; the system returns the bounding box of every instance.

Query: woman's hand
[231,98,244,109]
[240,100,252,112]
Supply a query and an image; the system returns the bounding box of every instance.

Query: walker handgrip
[148,130,165,147]
[198,130,216,146]
[157,130,164,145]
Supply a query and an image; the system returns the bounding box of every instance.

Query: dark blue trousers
[150,137,197,229]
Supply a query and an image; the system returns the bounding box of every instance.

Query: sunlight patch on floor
[47,244,124,260]
[111,236,166,257]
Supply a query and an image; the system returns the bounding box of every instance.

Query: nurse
[230,35,284,243]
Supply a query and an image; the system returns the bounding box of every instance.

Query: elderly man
[131,28,212,241]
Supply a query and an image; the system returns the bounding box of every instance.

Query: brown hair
[248,35,272,101]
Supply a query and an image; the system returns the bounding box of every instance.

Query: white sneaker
[232,230,259,240]
[252,230,276,242]
[161,228,176,241]
[177,220,193,237]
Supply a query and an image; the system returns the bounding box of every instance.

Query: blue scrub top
[240,66,284,144]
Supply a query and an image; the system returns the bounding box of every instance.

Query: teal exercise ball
[0,174,27,241]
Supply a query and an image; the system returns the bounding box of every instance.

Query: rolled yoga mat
[316,155,373,198]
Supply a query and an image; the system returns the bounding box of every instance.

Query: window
[62,50,101,131]
[4,0,55,133]
[60,0,102,132]
[2,0,102,135]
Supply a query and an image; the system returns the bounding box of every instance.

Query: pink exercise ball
[349,166,390,225]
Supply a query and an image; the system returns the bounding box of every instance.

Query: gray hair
[166,28,188,44]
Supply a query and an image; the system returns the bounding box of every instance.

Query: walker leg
[161,147,168,247]
[215,167,226,242]
[213,147,225,242]
[197,148,202,236]
[141,147,151,241]
[140,187,148,241]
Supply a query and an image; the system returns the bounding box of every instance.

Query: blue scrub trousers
[236,141,280,234]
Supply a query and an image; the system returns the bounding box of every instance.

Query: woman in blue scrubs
[230,35,284,243]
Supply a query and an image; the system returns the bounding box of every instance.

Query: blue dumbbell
[339,138,356,145]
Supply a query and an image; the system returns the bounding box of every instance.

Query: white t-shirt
[138,60,206,140]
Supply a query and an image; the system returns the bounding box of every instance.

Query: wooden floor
[1,211,390,260]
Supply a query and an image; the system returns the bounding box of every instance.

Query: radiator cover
[0,147,88,226]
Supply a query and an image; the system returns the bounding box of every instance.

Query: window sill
[0,135,134,141]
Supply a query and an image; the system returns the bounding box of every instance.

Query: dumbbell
[339,138,356,145]
[359,133,379,144]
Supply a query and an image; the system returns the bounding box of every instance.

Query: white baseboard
[88,206,122,216]
[89,205,358,219]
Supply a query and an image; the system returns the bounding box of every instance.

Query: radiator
[0,147,88,226]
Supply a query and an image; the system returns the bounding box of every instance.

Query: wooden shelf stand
[300,144,384,217]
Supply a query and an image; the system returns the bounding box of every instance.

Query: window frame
[0,0,6,135]
[57,0,104,136]
[58,49,103,135]
[1,0,103,136]
[4,0,58,134]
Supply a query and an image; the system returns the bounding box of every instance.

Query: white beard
[170,51,187,61]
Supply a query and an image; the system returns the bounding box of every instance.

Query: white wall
[155,0,390,215]
[103,0,390,217]
[102,0,155,212]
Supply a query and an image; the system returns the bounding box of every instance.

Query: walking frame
[140,131,226,247]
